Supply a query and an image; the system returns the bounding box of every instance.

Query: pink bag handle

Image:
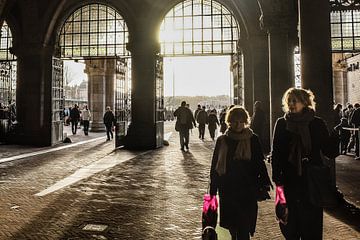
[203,194,218,213]
[275,186,286,205]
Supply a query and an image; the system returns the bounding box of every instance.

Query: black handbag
[305,162,338,208]
[201,194,218,240]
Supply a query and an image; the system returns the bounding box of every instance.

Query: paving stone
[0,122,358,239]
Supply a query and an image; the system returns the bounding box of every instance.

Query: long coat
[174,106,195,131]
[271,116,339,238]
[209,134,270,235]
[271,117,338,202]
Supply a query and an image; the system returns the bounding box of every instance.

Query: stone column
[268,29,295,135]
[104,58,115,110]
[259,0,297,137]
[125,30,158,149]
[299,0,334,128]
[84,59,106,132]
[250,36,271,152]
[15,45,53,146]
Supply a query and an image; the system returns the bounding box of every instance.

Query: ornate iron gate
[114,57,131,147]
[0,61,16,141]
[155,56,164,148]
[231,51,243,105]
[51,57,64,144]
[0,61,16,106]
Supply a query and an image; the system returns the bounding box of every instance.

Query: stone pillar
[332,54,347,105]
[241,44,253,112]
[85,59,106,132]
[104,59,115,110]
[125,30,158,149]
[259,0,297,137]
[268,30,295,135]
[299,0,334,128]
[15,45,53,146]
[250,36,271,152]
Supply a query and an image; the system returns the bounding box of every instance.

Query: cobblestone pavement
[0,122,359,239]
[0,125,105,159]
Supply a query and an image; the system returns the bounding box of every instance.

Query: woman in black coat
[271,87,338,239]
[210,106,271,240]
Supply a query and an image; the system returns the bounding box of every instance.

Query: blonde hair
[225,106,250,127]
[282,87,316,113]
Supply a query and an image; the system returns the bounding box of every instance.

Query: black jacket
[103,111,115,125]
[271,117,338,202]
[210,134,270,234]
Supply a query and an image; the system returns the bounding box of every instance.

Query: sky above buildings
[64,56,232,97]
[164,56,231,97]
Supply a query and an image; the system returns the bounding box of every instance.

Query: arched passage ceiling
[1,0,264,52]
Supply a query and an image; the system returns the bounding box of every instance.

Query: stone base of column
[125,123,156,149]
[90,121,105,132]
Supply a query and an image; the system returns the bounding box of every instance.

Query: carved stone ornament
[330,0,360,10]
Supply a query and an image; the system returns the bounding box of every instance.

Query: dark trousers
[209,126,216,139]
[355,130,360,157]
[179,125,190,149]
[105,124,113,140]
[229,228,250,240]
[83,120,89,135]
[280,200,323,240]
[71,120,78,134]
[198,123,205,139]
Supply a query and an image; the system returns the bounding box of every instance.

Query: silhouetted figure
[196,106,208,140]
[174,101,196,151]
[219,108,227,134]
[271,88,339,239]
[81,105,91,136]
[194,104,202,120]
[103,106,115,141]
[208,109,219,140]
[250,101,266,146]
[332,103,342,129]
[70,104,80,134]
[209,106,271,240]
[334,118,351,155]
[350,103,360,159]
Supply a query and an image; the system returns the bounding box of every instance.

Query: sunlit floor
[0,122,358,239]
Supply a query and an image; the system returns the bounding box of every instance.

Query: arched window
[159,0,240,56]
[58,4,129,58]
[0,21,16,60]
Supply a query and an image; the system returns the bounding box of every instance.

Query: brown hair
[225,106,250,126]
[282,87,316,113]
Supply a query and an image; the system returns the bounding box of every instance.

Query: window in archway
[159,0,240,56]
[0,21,16,60]
[58,4,129,58]
[330,1,360,52]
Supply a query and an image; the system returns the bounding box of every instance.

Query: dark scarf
[215,128,253,176]
[284,108,315,176]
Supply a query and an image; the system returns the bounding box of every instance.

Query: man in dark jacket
[70,104,80,134]
[103,106,115,141]
[174,101,196,151]
[196,106,208,140]
[250,101,266,148]
[350,103,360,159]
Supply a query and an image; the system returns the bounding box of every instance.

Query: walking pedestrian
[103,106,115,141]
[350,103,360,159]
[271,87,339,239]
[208,109,219,140]
[70,104,80,134]
[196,106,208,140]
[250,101,266,146]
[209,106,271,240]
[174,101,196,151]
[81,105,91,136]
[219,107,227,134]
